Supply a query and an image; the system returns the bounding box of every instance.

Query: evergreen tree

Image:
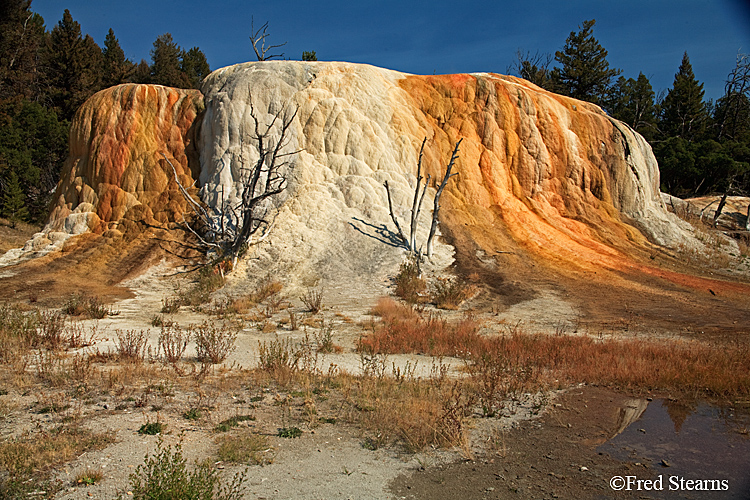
[554,19,621,105]
[180,47,210,89]
[131,59,152,84]
[1,169,29,226]
[102,28,133,88]
[150,33,187,88]
[0,0,46,102]
[46,9,103,121]
[659,52,708,141]
[0,99,68,220]
[607,73,658,141]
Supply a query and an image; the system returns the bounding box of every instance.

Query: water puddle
[599,399,750,499]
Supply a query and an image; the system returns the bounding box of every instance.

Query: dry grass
[359,298,480,357]
[0,425,114,495]
[359,302,750,400]
[430,277,474,310]
[216,431,273,465]
[335,370,472,454]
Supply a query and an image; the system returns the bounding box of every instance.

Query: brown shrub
[193,322,238,364]
[393,259,426,304]
[115,329,149,362]
[359,300,480,357]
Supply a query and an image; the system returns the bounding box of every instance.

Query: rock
[10,61,699,282]
[196,61,694,282]
[48,83,204,234]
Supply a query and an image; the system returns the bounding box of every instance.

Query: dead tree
[713,192,729,228]
[249,17,286,61]
[426,139,461,258]
[384,138,430,253]
[384,138,461,259]
[168,101,299,267]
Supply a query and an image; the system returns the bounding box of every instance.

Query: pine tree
[102,28,133,88]
[0,99,68,221]
[1,169,29,227]
[46,9,103,121]
[180,47,210,89]
[150,33,187,88]
[607,73,658,141]
[131,59,152,84]
[659,52,708,141]
[554,19,621,105]
[0,0,46,102]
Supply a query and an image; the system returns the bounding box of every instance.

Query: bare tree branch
[409,138,431,251]
[426,139,461,258]
[170,100,299,267]
[249,17,287,61]
[384,137,462,259]
[384,180,409,249]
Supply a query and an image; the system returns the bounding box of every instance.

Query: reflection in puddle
[599,399,750,499]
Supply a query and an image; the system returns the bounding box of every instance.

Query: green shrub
[62,293,112,318]
[277,427,302,439]
[213,415,255,433]
[125,439,245,500]
[138,421,164,436]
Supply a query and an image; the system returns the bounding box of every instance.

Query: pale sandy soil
[1,255,569,500]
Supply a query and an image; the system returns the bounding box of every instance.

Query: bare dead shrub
[300,288,322,314]
[115,329,149,362]
[193,322,238,364]
[158,324,190,364]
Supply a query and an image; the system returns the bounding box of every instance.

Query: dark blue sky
[33,0,750,101]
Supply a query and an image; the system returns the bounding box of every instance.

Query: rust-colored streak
[48,84,204,233]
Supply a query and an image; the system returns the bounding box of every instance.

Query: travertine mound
[197,61,691,281]
[51,83,203,231]
[6,62,695,282]
[5,84,203,261]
